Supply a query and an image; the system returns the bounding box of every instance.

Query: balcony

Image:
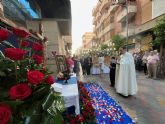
[100,0,111,14]
[117,4,137,22]
[109,5,118,13]
[93,17,97,25]
[119,26,135,37]
[92,7,97,16]
[96,12,101,21]
[97,23,115,38]
[104,23,115,34]
[98,30,104,38]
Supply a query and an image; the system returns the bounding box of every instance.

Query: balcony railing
[92,7,97,16]
[100,0,111,14]
[96,12,101,21]
[93,17,97,25]
[119,26,135,37]
[109,5,118,13]
[104,23,115,34]
[117,4,137,22]
[97,23,115,38]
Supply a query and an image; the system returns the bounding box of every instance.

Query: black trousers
[110,69,116,87]
[143,63,147,74]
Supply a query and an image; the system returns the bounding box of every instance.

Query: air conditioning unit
[111,0,126,5]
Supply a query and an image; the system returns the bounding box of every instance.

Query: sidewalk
[78,72,165,124]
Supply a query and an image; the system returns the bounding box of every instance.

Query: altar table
[51,74,80,115]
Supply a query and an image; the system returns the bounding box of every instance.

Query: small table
[51,74,80,115]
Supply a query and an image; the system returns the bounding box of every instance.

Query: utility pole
[125,0,128,51]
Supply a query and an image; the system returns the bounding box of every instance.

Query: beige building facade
[92,0,165,52]
[26,19,72,76]
[82,32,95,49]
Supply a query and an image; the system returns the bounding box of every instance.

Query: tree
[153,16,165,56]
[111,35,125,51]
[153,16,165,78]
[101,44,108,50]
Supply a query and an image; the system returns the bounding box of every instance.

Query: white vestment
[116,52,138,96]
[98,56,104,70]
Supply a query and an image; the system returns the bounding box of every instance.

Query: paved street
[78,72,165,124]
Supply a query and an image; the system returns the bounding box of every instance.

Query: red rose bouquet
[0,29,65,124]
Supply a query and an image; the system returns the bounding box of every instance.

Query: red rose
[32,55,43,64]
[21,41,30,47]
[0,29,9,41]
[70,119,75,124]
[0,104,11,124]
[9,83,32,100]
[75,115,84,122]
[32,43,43,51]
[13,28,30,38]
[4,48,27,60]
[46,75,54,84]
[27,70,44,85]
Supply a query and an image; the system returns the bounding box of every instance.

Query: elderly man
[147,50,159,79]
[116,46,138,96]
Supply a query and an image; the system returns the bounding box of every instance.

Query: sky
[71,0,98,53]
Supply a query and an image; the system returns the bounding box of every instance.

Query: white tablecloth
[51,74,80,115]
[91,65,110,74]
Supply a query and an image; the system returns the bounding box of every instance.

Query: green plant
[153,16,165,45]
[0,28,65,124]
[153,16,165,56]
[111,35,125,51]
[101,44,108,50]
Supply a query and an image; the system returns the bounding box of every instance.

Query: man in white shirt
[147,50,159,79]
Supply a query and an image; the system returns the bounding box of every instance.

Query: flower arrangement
[0,28,65,124]
[62,81,96,124]
[78,81,96,123]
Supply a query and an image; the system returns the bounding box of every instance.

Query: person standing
[109,57,116,87]
[142,51,149,75]
[86,57,92,75]
[98,55,104,74]
[116,46,138,96]
[66,55,74,73]
[147,50,159,79]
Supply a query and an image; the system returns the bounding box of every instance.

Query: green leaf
[0,50,5,58]
[32,85,50,100]
[3,41,15,48]
[0,71,6,76]
[24,115,41,124]
[42,93,55,110]
[0,100,24,107]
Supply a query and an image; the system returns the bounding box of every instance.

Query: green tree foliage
[111,35,125,51]
[101,44,108,50]
[153,16,165,45]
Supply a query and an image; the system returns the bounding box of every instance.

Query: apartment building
[82,32,95,49]
[92,0,165,52]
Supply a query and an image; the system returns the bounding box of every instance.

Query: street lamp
[125,0,129,51]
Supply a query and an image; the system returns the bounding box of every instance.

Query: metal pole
[126,0,128,51]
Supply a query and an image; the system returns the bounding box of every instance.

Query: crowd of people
[66,47,160,97]
[133,50,160,79]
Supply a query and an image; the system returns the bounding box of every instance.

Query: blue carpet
[84,83,135,124]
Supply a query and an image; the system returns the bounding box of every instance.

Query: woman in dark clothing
[86,57,92,75]
[109,57,116,87]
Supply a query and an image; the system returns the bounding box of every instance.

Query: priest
[116,46,138,96]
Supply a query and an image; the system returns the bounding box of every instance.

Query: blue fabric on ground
[84,83,135,124]
[56,77,77,84]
